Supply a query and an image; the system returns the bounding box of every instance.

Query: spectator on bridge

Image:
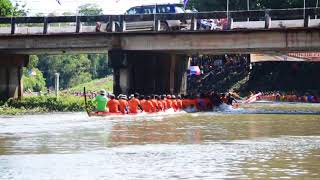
[96,22,102,32]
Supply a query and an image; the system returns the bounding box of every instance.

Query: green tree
[78,3,103,16]
[0,0,13,16]
[22,55,46,92]
[187,0,318,11]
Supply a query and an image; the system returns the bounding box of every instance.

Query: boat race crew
[89,90,319,116]
[107,94,120,113]
[93,89,108,112]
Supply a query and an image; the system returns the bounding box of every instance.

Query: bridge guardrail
[0,8,319,34]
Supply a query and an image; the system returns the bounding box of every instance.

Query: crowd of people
[91,89,238,115]
[187,54,250,94]
[257,92,320,103]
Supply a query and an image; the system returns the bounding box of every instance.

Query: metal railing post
[227,18,233,30]
[11,18,16,34]
[190,15,197,31]
[264,10,271,29]
[119,15,125,32]
[43,17,48,34]
[76,17,81,33]
[304,15,310,27]
[154,14,160,31]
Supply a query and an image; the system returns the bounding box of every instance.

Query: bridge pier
[0,55,28,100]
[109,50,188,95]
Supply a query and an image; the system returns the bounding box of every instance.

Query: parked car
[106,3,188,32]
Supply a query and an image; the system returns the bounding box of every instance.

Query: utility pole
[247,0,250,21]
[303,0,306,19]
[227,0,229,19]
[54,73,60,97]
[316,0,319,19]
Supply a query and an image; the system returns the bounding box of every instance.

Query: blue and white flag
[184,0,189,8]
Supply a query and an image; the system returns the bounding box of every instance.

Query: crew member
[128,93,141,114]
[166,95,173,109]
[107,94,120,113]
[93,89,108,112]
[142,96,154,113]
[119,95,128,114]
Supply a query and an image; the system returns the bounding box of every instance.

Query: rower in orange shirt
[107,94,120,113]
[151,95,159,112]
[171,95,178,111]
[176,95,183,110]
[166,95,173,109]
[139,95,146,111]
[118,95,128,114]
[156,95,164,111]
[128,93,141,114]
[142,96,154,113]
[161,95,167,110]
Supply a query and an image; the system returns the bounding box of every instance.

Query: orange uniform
[107,99,120,113]
[166,99,172,109]
[151,99,158,112]
[128,98,140,113]
[142,100,154,113]
[140,99,146,111]
[161,100,167,110]
[119,99,128,114]
[171,99,178,111]
[176,99,183,109]
[157,100,164,111]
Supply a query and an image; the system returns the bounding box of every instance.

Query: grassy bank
[64,76,113,94]
[0,95,94,115]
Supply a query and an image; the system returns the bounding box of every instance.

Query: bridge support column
[0,55,28,100]
[109,50,188,95]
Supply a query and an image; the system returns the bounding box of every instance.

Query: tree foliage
[36,54,111,90]
[187,0,319,11]
[78,3,103,16]
[23,55,46,92]
[0,0,13,16]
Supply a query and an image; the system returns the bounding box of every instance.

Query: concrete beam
[120,28,320,54]
[0,33,120,54]
[0,28,319,54]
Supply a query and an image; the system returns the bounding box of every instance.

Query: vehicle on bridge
[106,3,189,32]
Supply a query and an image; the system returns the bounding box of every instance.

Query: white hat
[100,89,106,95]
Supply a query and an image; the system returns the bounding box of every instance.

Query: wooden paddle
[83,87,91,117]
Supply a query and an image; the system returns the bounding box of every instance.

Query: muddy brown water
[0,102,320,179]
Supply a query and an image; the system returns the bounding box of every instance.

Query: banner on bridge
[251,53,320,63]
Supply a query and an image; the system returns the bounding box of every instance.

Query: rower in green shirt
[93,89,108,112]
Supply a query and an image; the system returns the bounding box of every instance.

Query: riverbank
[0,95,93,115]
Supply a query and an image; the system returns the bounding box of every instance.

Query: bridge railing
[0,8,319,34]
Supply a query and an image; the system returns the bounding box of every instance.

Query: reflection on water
[0,103,320,179]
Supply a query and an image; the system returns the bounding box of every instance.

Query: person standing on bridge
[93,89,108,112]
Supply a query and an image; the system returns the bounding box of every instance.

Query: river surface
[0,102,320,179]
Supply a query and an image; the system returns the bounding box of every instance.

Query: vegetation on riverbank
[0,95,94,115]
[64,76,113,94]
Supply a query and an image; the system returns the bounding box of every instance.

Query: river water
[0,102,320,179]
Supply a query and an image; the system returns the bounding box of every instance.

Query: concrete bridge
[0,8,319,99]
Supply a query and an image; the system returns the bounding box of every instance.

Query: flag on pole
[184,0,189,8]
[56,0,61,5]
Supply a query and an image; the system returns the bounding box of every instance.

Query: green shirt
[94,95,108,111]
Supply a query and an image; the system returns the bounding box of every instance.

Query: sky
[10,0,181,15]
